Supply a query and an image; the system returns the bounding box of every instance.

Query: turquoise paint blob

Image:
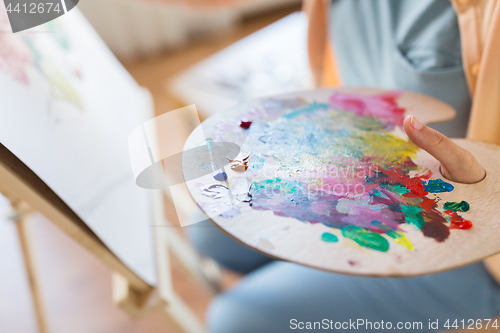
[400,205,426,229]
[321,232,338,243]
[253,178,300,194]
[443,201,470,212]
[251,157,265,170]
[284,101,328,119]
[380,183,409,195]
[423,179,454,193]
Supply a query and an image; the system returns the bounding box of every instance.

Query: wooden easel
[7,200,47,333]
[0,141,215,332]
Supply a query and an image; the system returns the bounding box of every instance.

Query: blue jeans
[187,220,500,332]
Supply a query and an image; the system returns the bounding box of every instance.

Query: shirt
[329,0,471,138]
[304,0,500,284]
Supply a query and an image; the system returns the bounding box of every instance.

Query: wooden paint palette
[182,87,500,277]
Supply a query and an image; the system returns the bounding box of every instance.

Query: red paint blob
[447,212,473,230]
[420,197,438,211]
[380,168,428,197]
[417,170,433,180]
[450,220,473,230]
[240,121,252,129]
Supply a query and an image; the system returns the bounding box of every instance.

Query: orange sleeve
[303,0,342,88]
[464,0,500,144]
[320,41,342,87]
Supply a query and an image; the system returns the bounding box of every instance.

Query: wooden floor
[0,7,297,333]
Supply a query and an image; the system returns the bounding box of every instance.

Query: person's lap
[186,219,273,274]
[187,220,500,333]
[208,261,500,332]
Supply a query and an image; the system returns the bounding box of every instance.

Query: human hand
[403,115,486,184]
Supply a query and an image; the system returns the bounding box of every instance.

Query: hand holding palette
[183,88,500,277]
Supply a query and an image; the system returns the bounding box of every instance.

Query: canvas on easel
[0,5,207,333]
[0,7,156,285]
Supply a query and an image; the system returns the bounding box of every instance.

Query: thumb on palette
[403,115,485,184]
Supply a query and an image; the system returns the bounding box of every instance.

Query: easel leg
[9,203,48,333]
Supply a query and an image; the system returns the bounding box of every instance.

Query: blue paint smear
[213,171,228,181]
[423,179,454,193]
[283,101,328,119]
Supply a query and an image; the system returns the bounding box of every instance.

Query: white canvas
[0,6,156,285]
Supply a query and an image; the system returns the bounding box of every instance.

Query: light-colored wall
[78,0,302,60]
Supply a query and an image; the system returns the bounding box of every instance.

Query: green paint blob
[341,226,389,252]
[321,232,338,243]
[401,205,425,229]
[443,201,470,212]
[372,221,414,251]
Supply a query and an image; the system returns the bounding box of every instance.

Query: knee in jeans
[207,294,263,333]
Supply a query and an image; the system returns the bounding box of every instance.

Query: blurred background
[0,1,310,332]
[80,0,311,119]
